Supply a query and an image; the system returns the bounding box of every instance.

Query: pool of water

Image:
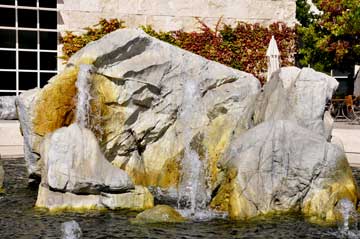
[0,158,358,238]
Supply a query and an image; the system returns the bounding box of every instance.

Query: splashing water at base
[335,198,360,238]
[61,220,82,239]
[75,64,95,128]
[177,79,218,220]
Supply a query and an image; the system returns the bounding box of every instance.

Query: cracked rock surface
[17,29,359,221]
[212,120,358,221]
[254,67,338,139]
[36,123,154,211]
[41,123,134,194]
[20,28,260,190]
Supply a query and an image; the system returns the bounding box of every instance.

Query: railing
[329,95,360,123]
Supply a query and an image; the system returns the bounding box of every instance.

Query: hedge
[60,18,297,84]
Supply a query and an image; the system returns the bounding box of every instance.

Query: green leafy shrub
[296,0,360,73]
[61,18,297,83]
[60,19,126,61]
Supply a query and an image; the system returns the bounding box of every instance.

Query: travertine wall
[58,0,296,33]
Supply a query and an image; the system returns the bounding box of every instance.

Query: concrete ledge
[333,128,360,167]
[0,120,24,158]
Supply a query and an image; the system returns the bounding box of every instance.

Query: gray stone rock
[72,30,259,127]
[254,67,338,138]
[0,159,4,191]
[41,123,134,194]
[323,111,334,141]
[131,205,186,224]
[16,28,259,190]
[213,120,358,221]
[100,185,154,210]
[354,70,360,97]
[0,96,17,120]
[15,28,358,222]
[36,184,154,211]
[16,89,42,179]
[71,28,260,187]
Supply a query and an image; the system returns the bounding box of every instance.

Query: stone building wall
[58,0,297,33]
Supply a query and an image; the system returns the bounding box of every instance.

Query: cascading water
[335,198,360,238]
[177,78,211,220]
[75,64,95,128]
[61,220,82,239]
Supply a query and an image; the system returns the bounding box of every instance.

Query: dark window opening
[40,31,58,50]
[0,51,16,69]
[39,0,57,8]
[0,8,15,27]
[39,10,57,29]
[19,72,37,90]
[0,92,16,96]
[18,9,37,28]
[0,1,15,6]
[40,52,57,70]
[0,29,16,48]
[19,30,37,49]
[18,0,37,7]
[40,72,55,87]
[19,51,37,70]
[0,72,16,90]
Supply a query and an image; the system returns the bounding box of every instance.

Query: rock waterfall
[14,28,359,225]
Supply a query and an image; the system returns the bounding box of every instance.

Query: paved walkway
[333,122,360,167]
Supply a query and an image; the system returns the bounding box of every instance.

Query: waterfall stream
[75,64,94,128]
[336,198,360,238]
[177,79,212,220]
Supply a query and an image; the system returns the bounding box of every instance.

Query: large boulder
[19,28,261,192]
[41,123,133,194]
[36,123,154,211]
[211,120,359,222]
[0,96,17,120]
[16,89,42,179]
[254,67,338,139]
[17,28,358,223]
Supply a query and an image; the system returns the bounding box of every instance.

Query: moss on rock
[131,205,186,224]
[33,66,78,136]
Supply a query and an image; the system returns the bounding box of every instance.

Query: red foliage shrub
[61,18,297,84]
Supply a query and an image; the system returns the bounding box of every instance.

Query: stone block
[208,0,249,18]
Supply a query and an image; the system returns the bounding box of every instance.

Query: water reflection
[1,158,359,238]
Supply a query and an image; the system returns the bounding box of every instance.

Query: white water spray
[61,220,82,239]
[75,64,94,128]
[335,198,359,238]
[177,79,211,219]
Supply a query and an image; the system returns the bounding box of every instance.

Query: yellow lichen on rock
[210,167,257,220]
[89,73,124,142]
[36,185,154,212]
[101,185,154,211]
[112,153,148,186]
[156,155,181,189]
[35,185,105,212]
[131,205,186,224]
[203,115,235,190]
[302,158,359,223]
[140,125,184,188]
[33,66,79,136]
[210,167,236,212]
